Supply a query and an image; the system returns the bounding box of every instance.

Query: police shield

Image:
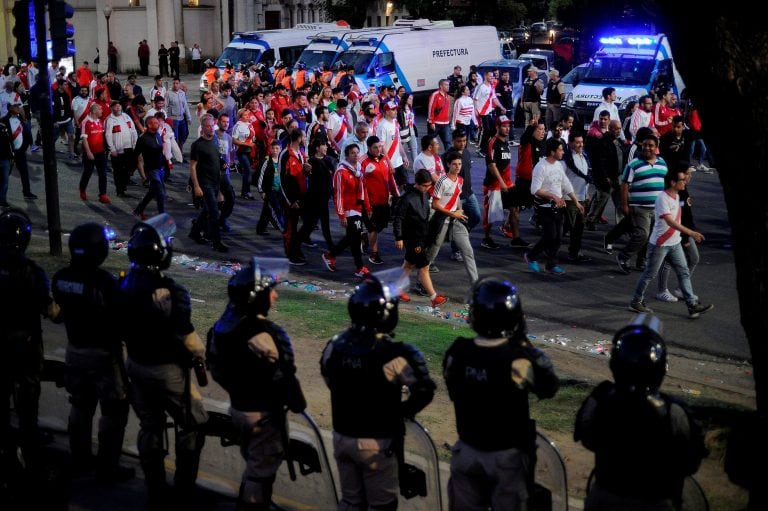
[198,404,338,508]
[272,411,339,510]
[534,431,569,511]
[680,476,709,511]
[398,418,443,510]
[585,470,709,511]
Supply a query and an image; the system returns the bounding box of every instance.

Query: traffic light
[12,1,33,63]
[49,0,76,59]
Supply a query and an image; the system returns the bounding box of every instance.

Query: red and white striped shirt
[376,117,404,168]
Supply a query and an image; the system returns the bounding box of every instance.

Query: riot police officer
[51,223,134,481]
[320,269,436,511]
[117,214,208,509]
[0,208,57,472]
[443,277,559,510]
[207,257,306,511]
[574,314,707,511]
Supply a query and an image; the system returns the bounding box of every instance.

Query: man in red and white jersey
[412,135,445,183]
[322,144,371,278]
[361,136,400,265]
[473,71,507,158]
[327,98,351,154]
[426,151,478,285]
[376,101,410,190]
[80,103,110,204]
[427,79,451,150]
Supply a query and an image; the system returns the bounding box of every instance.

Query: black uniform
[52,264,130,475]
[575,381,706,510]
[443,336,559,509]
[0,254,53,466]
[208,309,306,509]
[118,268,207,503]
[320,327,435,509]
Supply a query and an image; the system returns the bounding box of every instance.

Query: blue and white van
[564,33,686,125]
[199,22,350,91]
[335,24,501,96]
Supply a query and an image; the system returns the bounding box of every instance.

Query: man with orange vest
[204,60,219,89]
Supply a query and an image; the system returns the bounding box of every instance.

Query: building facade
[2,0,408,75]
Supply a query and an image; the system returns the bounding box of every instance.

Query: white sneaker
[450,251,464,262]
[655,290,678,303]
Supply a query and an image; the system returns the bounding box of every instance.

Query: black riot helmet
[0,208,32,258]
[69,222,109,268]
[348,268,409,333]
[127,214,176,270]
[610,314,668,393]
[227,257,289,316]
[468,277,525,339]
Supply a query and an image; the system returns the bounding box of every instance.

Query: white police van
[199,22,350,91]
[336,24,501,97]
[294,19,455,74]
[564,33,686,125]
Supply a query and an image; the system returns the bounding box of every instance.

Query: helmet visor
[370,267,409,301]
[252,256,290,289]
[139,213,177,240]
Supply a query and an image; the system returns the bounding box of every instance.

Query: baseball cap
[496,115,512,127]
[382,101,397,112]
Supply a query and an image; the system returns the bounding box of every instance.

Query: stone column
[145,0,160,76]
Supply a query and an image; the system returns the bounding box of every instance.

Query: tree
[393,0,448,20]
[652,3,767,508]
[322,0,375,28]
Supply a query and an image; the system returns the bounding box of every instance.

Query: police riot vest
[0,256,49,343]
[207,308,304,413]
[323,329,414,438]
[523,77,542,103]
[546,79,562,106]
[118,269,193,365]
[52,266,119,350]
[578,381,704,500]
[444,337,535,451]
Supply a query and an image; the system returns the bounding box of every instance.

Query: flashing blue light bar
[600,36,657,46]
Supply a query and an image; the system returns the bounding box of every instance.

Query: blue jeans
[236,152,252,195]
[429,123,452,152]
[633,242,696,305]
[192,181,222,242]
[0,158,10,204]
[172,119,189,150]
[135,168,167,215]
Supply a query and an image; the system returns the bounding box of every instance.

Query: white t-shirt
[376,117,404,168]
[564,151,590,201]
[530,158,574,200]
[413,152,444,180]
[432,174,463,223]
[650,191,681,246]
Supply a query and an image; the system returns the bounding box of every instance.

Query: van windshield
[215,47,262,68]
[337,51,374,74]
[585,56,655,85]
[298,50,339,70]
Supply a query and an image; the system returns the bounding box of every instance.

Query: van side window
[262,48,275,68]
[377,52,395,73]
[281,45,306,67]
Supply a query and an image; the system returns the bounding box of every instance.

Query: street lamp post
[103,6,112,72]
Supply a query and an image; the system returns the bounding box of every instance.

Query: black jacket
[393,187,431,244]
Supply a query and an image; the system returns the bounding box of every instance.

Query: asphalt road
[6,74,750,361]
